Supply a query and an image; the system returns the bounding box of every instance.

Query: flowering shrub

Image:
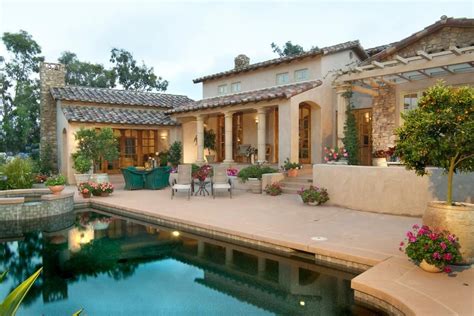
[192,164,213,181]
[264,182,282,196]
[90,182,114,196]
[35,174,48,184]
[400,224,461,273]
[281,158,302,171]
[226,167,239,177]
[297,185,329,205]
[323,147,348,162]
[45,174,66,186]
[78,182,93,196]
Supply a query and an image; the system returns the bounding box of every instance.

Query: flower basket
[324,147,348,164]
[89,181,114,197]
[82,192,91,199]
[419,259,442,273]
[297,186,329,206]
[264,182,282,196]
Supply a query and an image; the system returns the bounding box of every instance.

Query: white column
[223,112,234,163]
[196,115,205,163]
[257,108,266,163]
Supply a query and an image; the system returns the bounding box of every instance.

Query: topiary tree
[168,141,182,167]
[342,90,359,165]
[395,82,474,205]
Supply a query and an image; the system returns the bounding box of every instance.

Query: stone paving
[69,185,473,315]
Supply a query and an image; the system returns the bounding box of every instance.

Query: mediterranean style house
[40,16,474,181]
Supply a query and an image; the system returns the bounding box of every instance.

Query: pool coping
[74,199,473,316]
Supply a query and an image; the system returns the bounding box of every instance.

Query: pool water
[0,210,376,315]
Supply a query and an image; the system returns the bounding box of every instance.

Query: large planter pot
[90,173,109,184]
[74,173,91,185]
[372,157,388,167]
[419,259,442,273]
[48,185,65,195]
[206,155,215,163]
[228,175,237,188]
[327,160,348,165]
[248,178,262,194]
[423,201,474,265]
[287,169,298,177]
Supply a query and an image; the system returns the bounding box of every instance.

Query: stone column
[336,90,348,148]
[196,115,205,163]
[257,108,266,163]
[223,112,234,163]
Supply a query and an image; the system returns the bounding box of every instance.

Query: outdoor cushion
[213,183,230,189]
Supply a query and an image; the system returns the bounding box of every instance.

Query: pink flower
[409,236,417,243]
[433,252,441,260]
[399,241,404,247]
[429,233,438,241]
[412,224,420,230]
[343,152,348,157]
[324,157,328,161]
[440,242,447,250]
[448,234,456,243]
[443,266,452,273]
[443,253,453,261]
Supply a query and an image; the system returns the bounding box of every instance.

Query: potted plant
[72,153,92,184]
[297,185,329,206]
[264,182,283,196]
[78,182,93,198]
[237,165,278,194]
[323,147,348,165]
[33,174,48,188]
[74,128,119,184]
[193,129,217,163]
[372,150,388,167]
[168,141,182,167]
[246,146,258,165]
[90,181,114,197]
[281,158,302,177]
[395,82,474,264]
[45,174,66,195]
[399,224,461,273]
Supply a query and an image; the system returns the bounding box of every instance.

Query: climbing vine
[342,89,359,165]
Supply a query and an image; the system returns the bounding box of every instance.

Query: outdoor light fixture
[311,236,327,241]
[255,117,259,124]
[172,231,180,237]
[300,301,305,306]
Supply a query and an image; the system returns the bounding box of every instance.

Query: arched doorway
[299,103,311,163]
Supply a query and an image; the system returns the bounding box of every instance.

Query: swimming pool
[0,210,376,315]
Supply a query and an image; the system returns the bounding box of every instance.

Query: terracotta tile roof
[166,80,322,115]
[62,105,178,126]
[51,86,193,108]
[192,41,368,83]
[363,17,474,64]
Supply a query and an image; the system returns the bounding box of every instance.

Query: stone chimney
[39,62,66,170]
[234,54,250,70]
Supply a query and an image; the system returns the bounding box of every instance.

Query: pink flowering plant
[400,224,461,273]
[90,181,114,196]
[297,185,329,205]
[264,182,283,196]
[226,167,238,177]
[323,147,348,162]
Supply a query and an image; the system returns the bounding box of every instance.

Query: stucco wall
[313,164,474,216]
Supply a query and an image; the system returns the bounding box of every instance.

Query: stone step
[281,187,301,194]
[282,176,313,183]
[280,181,312,189]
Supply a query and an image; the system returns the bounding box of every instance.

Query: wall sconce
[160,132,168,140]
[364,112,371,123]
[255,117,259,124]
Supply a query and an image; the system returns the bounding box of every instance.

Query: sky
[0,0,473,100]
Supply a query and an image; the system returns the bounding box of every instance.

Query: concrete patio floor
[71,186,473,315]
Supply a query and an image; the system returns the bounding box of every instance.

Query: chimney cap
[234,54,250,70]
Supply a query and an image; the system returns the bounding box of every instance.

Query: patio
[69,185,473,315]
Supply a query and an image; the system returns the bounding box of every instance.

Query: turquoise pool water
[0,210,375,315]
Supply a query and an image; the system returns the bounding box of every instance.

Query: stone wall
[40,63,66,169]
[371,86,396,151]
[385,27,474,60]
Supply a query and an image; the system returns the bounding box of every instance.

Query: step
[281,187,301,194]
[280,182,312,189]
[282,176,313,183]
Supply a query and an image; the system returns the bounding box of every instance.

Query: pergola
[333,45,474,142]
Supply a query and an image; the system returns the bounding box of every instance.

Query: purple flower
[408,236,417,243]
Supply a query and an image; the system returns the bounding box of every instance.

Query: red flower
[443,266,452,273]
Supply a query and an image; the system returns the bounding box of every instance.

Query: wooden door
[298,103,311,164]
[232,112,243,161]
[217,115,225,162]
[353,108,372,166]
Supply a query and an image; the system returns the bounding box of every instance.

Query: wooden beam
[396,73,412,81]
[368,79,380,88]
[351,85,379,97]
[417,50,433,61]
[441,66,454,74]
[449,46,462,56]
[378,77,396,85]
[417,70,432,78]
[394,55,409,65]
[355,66,364,72]
[371,61,385,69]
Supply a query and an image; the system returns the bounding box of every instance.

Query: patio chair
[211,165,232,199]
[171,164,192,200]
[121,166,146,190]
[145,166,171,190]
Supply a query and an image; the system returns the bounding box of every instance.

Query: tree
[342,90,359,165]
[74,128,119,173]
[395,82,474,205]
[110,48,168,92]
[271,41,317,57]
[168,141,182,167]
[58,51,116,88]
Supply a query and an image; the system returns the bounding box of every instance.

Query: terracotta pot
[206,155,215,163]
[287,169,298,177]
[419,259,442,273]
[372,157,388,167]
[82,192,91,199]
[423,201,474,264]
[48,185,65,195]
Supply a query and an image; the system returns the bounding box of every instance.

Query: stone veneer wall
[385,26,474,60]
[371,86,396,151]
[40,63,66,169]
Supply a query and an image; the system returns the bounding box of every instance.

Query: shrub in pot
[168,141,182,167]
[372,150,388,167]
[72,153,92,184]
[264,182,282,196]
[237,165,278,194]
[45,174,66,195]
[297,185,329,206]
[281,158,302,177]
[194,129,216,163]
[395,82,474,264]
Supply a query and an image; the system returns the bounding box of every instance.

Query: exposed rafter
[417,50,433,60]
[394,55,409,65]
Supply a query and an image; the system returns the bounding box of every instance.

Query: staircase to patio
[280,165,313,194]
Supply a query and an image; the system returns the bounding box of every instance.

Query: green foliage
[264,182,283,196]
[195,129,216,154]
[45,174,66,186]
[74,128,119,172]
[281,158,302,170]
[342,90,359,165]
[395,83,474,204]
[1,157,34,189]
[168,141,182,167]
[297,185,329,205]
[110,48,168,92]
[59,51,116,88]
[157,151,169,166]
[271,41,305,57]
[39,143,55,175]
[0,267,42,316]
[72,154,92,174]
[237,165,277,182]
